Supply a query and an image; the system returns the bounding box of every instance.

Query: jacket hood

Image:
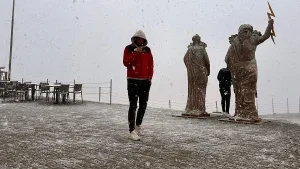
[131,30,148,46]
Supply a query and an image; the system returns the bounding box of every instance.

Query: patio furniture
[6,81,18,101]
[57,84,70,104]
[69,84,83,103]
[0,71,8,81]
[0,82,6,102]
[39,83,51,101]
[23,82,36,101]
[16,83,28,101]
[45,84,61,104]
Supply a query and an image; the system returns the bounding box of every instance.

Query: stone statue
[225,19,274,122]
[184,34,210,116]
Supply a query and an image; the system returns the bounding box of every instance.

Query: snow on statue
[183,34,210,117]
[225,19,274,122]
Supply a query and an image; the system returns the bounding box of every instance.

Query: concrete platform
[0,102,299,168]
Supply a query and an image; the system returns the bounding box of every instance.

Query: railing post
[109,79,112,105]
[169,100,171,109]
[73,79,76,102]
[99,87,101,102]
[272,98,275,114]
[287,98,289,114]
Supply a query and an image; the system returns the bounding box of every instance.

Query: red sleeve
[148,50,154,80]
[123,47,137,67]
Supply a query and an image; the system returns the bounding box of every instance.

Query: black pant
[220,88,231,113]
[127,79,151,132]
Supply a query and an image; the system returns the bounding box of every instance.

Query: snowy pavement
[263,113,300,126]
[0,102,299,169]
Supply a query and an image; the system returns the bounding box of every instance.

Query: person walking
[123,30,154,141]
[217,67,232,114]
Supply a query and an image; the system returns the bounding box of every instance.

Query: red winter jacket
[123,44,154,80]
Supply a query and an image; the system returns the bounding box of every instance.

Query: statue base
[181,113,210,117]
[172,114,210,119]
[218,117,269,125]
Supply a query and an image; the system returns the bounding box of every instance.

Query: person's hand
[136,47,143,53]
[268,19,274,25]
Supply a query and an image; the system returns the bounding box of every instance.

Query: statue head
[188,34,207,48]
[238,24,253,40]
[192,34,201,45]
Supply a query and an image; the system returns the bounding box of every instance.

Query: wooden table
[45,84,61,104]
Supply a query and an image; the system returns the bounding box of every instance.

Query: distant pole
[169,100,171,109]
[8,0,16,81]
[272,98,275,114]
[99,87,101,102]
[287,98,289,114]
[109,79,112,105]
[299,97,300,113]
[216,101,218,112]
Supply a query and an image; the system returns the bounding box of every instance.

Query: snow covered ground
[0,102,299,169]
[263,113,300,126]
